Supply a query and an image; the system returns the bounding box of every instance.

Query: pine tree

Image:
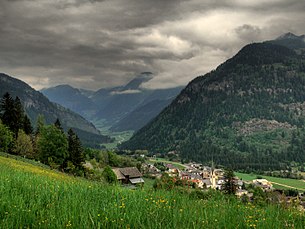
[222,168,237,195]
[0,93,32,138]
[13,97,25,137]
[0,92,15,130]
[54,118,64,132]
[23,115,33,135]
[67,128,84,170]
[35,115,45,135]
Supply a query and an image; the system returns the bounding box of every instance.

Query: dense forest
[121,42,305,171]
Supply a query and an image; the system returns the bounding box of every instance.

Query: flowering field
[0,155,305,228]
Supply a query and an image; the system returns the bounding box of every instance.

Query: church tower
[210,160,216,189]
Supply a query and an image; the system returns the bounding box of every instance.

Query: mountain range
[41,72,183,132]
[0,73,113,148]
[121,33,305,171]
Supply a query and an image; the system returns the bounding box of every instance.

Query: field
[94,121,134,149]
[1,155,305,228]
[236,172,305,192]
[147,158,187,170]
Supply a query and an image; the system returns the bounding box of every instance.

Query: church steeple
[210,158,216,189]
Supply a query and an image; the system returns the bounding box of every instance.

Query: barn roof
[112,168,125,180]
[119,167,142,178]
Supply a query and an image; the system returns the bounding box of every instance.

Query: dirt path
[271,182,305,191]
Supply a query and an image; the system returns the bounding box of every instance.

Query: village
[110,156,305,210]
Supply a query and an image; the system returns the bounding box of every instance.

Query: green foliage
[0,93,33,138]
[153,173,176,190]
[35,115,45,135]
[222,169,237,195]
[14,130,34,158]
[67,128,84,171]
[0,121,14,153]
[37,124,68,168]
[102,165,117,184]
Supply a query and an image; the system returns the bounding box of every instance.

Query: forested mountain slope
[0,73,112,147]
[121,40,305,170]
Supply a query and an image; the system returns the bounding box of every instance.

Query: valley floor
[236,172,305,192]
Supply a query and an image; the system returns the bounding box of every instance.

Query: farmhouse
[112,167,144,185]
[252,179,273,190]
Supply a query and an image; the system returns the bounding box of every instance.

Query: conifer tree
[67,128,84,170]
[13,96,25,137]
[0,92,15,130]
[54,118,64,132]
[35,115,45,135]
[23,115,33,135]
[222,168,237,195]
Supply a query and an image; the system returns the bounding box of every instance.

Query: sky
[0,0,305,90]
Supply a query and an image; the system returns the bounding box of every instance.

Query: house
[236,189,248,197]
[112,167,144,185]
[252,179,273,190]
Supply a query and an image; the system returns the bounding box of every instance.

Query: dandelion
[66,221,72,227]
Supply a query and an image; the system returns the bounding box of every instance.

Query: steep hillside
[121,40,305,170]
[41,85,96,119]
[0,73,112,147]
[110,99,172,132]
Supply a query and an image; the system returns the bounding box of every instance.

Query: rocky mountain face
[0,73,113,148]
[121,34,305,170]
[41,72,183,132]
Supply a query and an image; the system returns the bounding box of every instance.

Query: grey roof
[119,167,142,178]
[202,179,212,186]
[129,177,145,184]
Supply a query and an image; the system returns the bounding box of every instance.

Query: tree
[23,115,33,135]
[37,125,68,168]
[0,93,15,132]
[222,168,237,195]
[0,93,33,137]
[35,115,45,135]
[102,165,117,183]
[67,128,84,170]
[14,129,34,158]
[12,96,25,137]
[0,120,14,153]
[54,118,64,132]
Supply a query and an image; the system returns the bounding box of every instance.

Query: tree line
[0,92,85,175]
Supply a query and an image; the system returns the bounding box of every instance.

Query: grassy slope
[236,172,305,191]
[148,158,187,170]
[1,155,305,228]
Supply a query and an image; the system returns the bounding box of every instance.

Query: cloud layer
[0,0,305,90]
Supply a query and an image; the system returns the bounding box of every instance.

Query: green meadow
[147,158,187,170]
[1,155,305,228]
[236,172,305,192]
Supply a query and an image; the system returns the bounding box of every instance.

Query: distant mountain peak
[276,32,305,40]
[123,72,154,90]
[266,32,305,51]
[277,32,298,40]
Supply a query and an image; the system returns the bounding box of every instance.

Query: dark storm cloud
[0,0,305,90]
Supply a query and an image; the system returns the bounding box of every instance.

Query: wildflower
[66,221,72,227]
